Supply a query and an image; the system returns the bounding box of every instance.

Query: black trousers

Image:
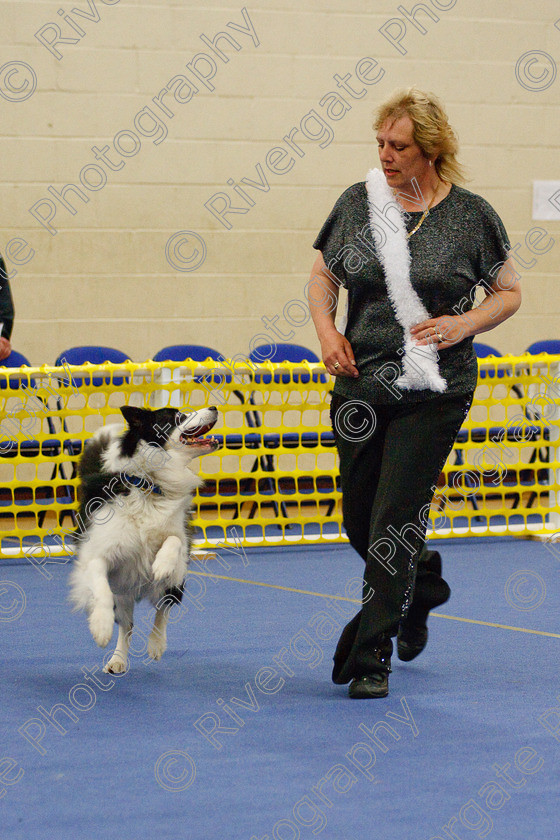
[330,390,473,684]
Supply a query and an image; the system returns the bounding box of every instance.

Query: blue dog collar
[121,473,163,495]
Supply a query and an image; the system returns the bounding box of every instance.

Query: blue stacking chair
[51,346,133,524]
[0,351,66,528]
[443,343,505,519]
[152,343,230,394]
[473,341,501,357]
[55,345,131,388]
[54,344,132,454]
[0,349,58,449]
[152,344,245,518]
[0,350,38,392]
[473,340,501,360]
[526,340,560,356]
[472,340,513,384]
[448,342,548,517]
[521,340,560,507]
[248,342,326,385]
[153,344,223,364]
[247,342,330,451]
[246,343,335,522]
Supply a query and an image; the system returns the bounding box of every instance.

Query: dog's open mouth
[179,422,219,449]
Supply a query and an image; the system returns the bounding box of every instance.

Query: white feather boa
[365,167,447,393]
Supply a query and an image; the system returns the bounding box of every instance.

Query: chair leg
[525,443,550,509]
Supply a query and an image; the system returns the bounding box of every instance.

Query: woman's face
[376,114,432,190]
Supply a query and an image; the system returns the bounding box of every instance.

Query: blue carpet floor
[1,537,559,840]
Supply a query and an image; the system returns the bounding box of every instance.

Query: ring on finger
[435,329,444,342]
[333,361,340,369]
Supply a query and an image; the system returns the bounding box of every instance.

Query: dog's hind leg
[104,597,134,674]
[147,585,184,662]
[87,557,115,648]
[147,604,169,661]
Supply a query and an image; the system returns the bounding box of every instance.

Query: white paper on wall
[532,181,560,220]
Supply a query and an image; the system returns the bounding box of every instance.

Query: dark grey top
[313,181,511,404]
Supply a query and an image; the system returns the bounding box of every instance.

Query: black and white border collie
[69,405,219,673]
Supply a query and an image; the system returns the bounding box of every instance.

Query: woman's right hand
[320,331,358,377]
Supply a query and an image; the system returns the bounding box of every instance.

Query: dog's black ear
[120,405,145,430]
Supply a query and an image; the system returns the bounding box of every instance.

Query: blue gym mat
[1,538,558,840]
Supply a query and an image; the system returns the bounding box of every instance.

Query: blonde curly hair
[373,87,467,185]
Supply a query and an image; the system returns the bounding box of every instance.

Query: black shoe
[348,673,389,699]
[397,623,428,661]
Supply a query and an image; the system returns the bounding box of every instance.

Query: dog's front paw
[152,555,184,586]
[152,537,184,584]
[88,608,114,648]
[103,654,128,674]
[152,555,178,582]
[147,631,167,661]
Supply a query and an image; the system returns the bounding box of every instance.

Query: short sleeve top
[313,182,511,403]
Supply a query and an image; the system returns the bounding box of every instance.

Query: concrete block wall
[1,0,559,364]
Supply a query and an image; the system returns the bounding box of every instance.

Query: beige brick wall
[1,0,559,365]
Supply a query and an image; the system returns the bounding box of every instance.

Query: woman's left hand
[410,315,467,350]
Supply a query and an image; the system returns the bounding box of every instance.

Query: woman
[308,88,521,698]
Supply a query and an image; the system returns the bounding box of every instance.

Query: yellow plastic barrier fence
[0,354,559,562]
